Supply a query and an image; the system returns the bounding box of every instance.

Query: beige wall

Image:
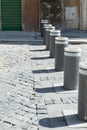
[0,0,1,30]
[64,0,79,29]
[80,0,87,30]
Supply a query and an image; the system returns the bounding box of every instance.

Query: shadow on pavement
[36,87,55,93]
[30,49,47,52]
[0,41,43,45]
[35,86,66,93]
[32,69,56,74]
[39,116,66,128]
[31,56,51,60]
[32,69,48,74]
[39,114,86,128]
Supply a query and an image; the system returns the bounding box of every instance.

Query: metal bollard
[64,47,81,90]
[50,30,61,58]
[78,61,87,121]
[43,24,52,45]
[55,37,68,71]
[46,26,55,50]
[40,19,49,37]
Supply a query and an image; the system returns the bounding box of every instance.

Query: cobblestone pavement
[30,43,87,130]
[0,33,87,130]
[0,43,47,130]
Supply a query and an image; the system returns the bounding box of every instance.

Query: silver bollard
[46,26,55,50]
[55,37,68,71]
[43,24,52,45]
[40,19,49,37]
[78,61,87,121]
[50,30,61,58]
[64,47,81,90]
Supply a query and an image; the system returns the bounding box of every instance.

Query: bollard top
[55,37,68,41]
[55,37,68,44]
[46,26,55,31]
[64,46,81,57]
[41,19,49,24]
[44,24,52,28]
[65,46,81,53]
[79,61,87,75]
[50,30,61,36]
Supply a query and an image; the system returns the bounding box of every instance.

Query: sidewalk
[0,31,87,130]
[31,43,87,130]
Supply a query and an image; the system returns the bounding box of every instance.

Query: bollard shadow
[39,114,86,128]
[39,116,66,128]
[35,85,77,94]
[35,86,65,93]
[0,41,43,45]
[36,87,55,93]
[32,69,56,74]
[32,69,48,74]
[31,56,51,60]
[30,49,48,52]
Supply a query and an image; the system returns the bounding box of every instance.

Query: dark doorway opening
[40,0,63,29]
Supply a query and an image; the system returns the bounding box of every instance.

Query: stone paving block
[63,110,87,128]
[37,105,46,110]
[37,109,47,114]
[12,114,24,122]
[14,110,26,116]
[69,97,78,104]
[20,122,32,129]
[45,99,54,105]
[60,97,73,104]
[0,122,12,129]
[51,98,62,104]
[32,120,39,126]
[24,102,36,109]
[30,126,38,130]
[3,116,22,126]
[38,126,49,130]
[40,77,49,81]
[37,114,48,120]
[8,126,22,130]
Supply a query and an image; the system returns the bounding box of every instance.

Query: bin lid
[46,26,55,31]
[50,30,61,36]
[55,37,68,44]
[44,24,52,28]
[79,61,87,75]
[65,47,81,53]
[64,47,81,57]
[41,19,49,23]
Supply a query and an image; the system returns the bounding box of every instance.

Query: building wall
[0,0,39,31]
[80,0,87,30]
[0,0,1,30]
[0,0,87,31]
[64,0,79,29]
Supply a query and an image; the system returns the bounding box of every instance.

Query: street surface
[0,31,87,130]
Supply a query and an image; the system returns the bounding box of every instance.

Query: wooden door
[23,0,39,31]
